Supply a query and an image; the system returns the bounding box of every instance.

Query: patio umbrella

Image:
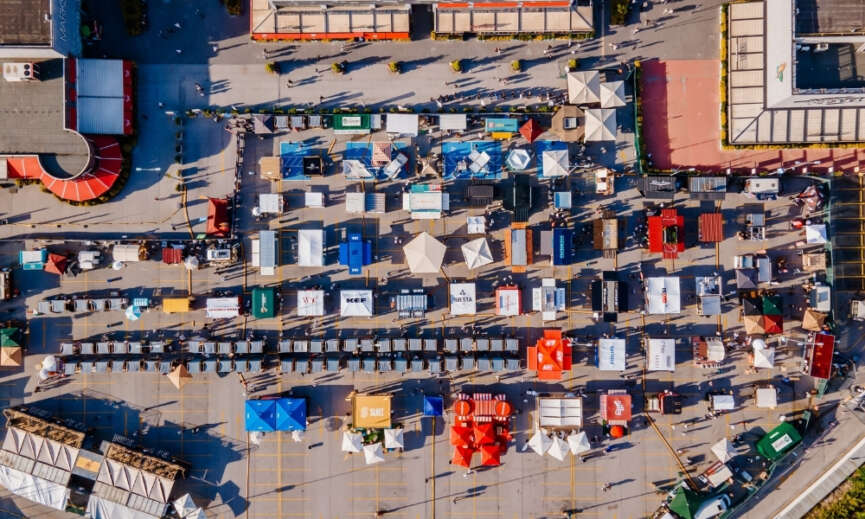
[764,314,783,334]
[480,444,501,466]
[167,364,192,390]
[527,430,552,456]
[452,445,474,468]
[341,431,363,453]
[735,269,757,290]
[567,431,591,455]
[802,309,827,331]
[762,294,783,315]
[44,254,68,275]
[41,355,58,372]
[519,118,544,143]
[542,149,569,177]
[125,306,142,321]
[610,425,626,439]
[450,425,473,446]
[363,443,386,465]
[506,148,532,171]
[112,261,124,270]
[173,494,197,518]
[403,232,446,274]
[742,297,762,316]
[462,238,494,270]
[0,347,22,367]
[548,436,569,461]
[473,422,496,446]
[184,256,199,271]
[743,314,765,335]
[384,428,404,450]
[711,438,736,463]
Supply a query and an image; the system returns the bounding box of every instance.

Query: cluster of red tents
[450,393,512,468]
[648,208,685,259]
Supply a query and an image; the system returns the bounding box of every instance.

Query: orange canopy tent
[610,425,626,438]
[527,329,572,380]
[763,314,783,335]
[452,446,474,468]
[480,444,502,466]
[450,426,473,446]
[454,399,473,418]
[44,254,68,275]
[519,118,544,143]
[473,422,496,446]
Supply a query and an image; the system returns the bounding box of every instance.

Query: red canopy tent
[473,422,496,445]
[207,198,230,237]
[44,254,68,275]
[452,446,474,468]
[647,208,685,259]
[450,426,473,446]
[519,119,544,143]
[698,213,724,243]
[480,444,502,466]
[526,329,572,380]
[600,391,632,427]
[807,333,835,379]
[763,314,783,334]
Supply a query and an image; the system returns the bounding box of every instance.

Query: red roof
[698,213,724,242]
[480,444,502,466]
[600,393,632,424]
[44,254,68,275]
[450,426,472,447]
[763,314,783,334]
[207,198,230,236]
[808,333,835,379]
[162,248,183,264]
[452,446,474,468]
[647,209,685,259]
[473,422,496,445]
[519,119,543,143]
[526,329,572,380]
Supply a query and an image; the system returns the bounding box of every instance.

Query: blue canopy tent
[423,395,443,417]
[552,228,574,265]
[339,233,373,275]
[245,400,278,432]
[275,398,307,431]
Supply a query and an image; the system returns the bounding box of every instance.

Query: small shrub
[567,58,578,71]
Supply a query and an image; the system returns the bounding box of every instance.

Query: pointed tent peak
[567,431,591,455]
[404,232,447,274]
[45,253,69,275]
[452,445,474,468]
[384,428,405,450]
[567,70,601,104]
[505,148,533,171]
[186,509,208,519]
[480,443,502,466]
[520,118,544,143]
[363,442,386,465]
[0,347,22,367]
[167,364,192,390]
[548,435,569,461]
[711,438,736,462]
[599,81,626,108]
[173,493,198,517]
[802,309,827,331]
[584,108,617,142]
[461,237,494,270]
[341,431,363,453]
[528,429,552,456]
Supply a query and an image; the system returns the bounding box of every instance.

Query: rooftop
[795,0,865,35]
[0,0,51,46]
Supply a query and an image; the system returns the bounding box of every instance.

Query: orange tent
[610,425,625,438]
[527,329,572,381]
[495,400,512,418]
[450,426,473,446]
[44,254,68,275]
[473,422,496,445]
[480,444,501,466]
[519,119,543,143]
[206,198,230,237]
[452,446,474,468]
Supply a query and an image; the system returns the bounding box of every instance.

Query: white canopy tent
[86,494,161,519]
[386,113,419,136]
[548,436,569,461]
[439,113,467,131]
[527,429,552,456]
[506,148,532,171]
[752,339,775,369]
[646,277,681,314]
[538,398,582,429]
[343,159,374,179]
[705,463,734,488]
[297,289,325,316]
[340,290,373,317]
[647,338,676,371]
[174,494,198,518]
[450,283,477,316]
[363,443,386,465]
[567,70,601,104]
[206,297,240,318]
[403,232,446,274]
[585,108,617,141]
[298,229,324,267]
[711,438,736,463]
[600,81,626,108]
[113,244,142,263]
[568,431,591,455]
[598,338,626,371]
[756,387,778,409]
[341,431,363,453]
[542,149,569,177]
[496,286,521,316]
[0,465,69,511]
[711,394,735,411]
[384,428,404,450]
[806,224,828,244]
[462,238,494,269]
[258,193,283,214]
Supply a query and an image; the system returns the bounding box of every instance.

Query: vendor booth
[538,397,582,430]
[340,290,373,317]
[756,386,778,409]
[744,204,766,241]
[646,277,681,314]
[702,461,734,488]
[648,208,685,259]
[803,251,827,272]
[396,289,428,318]
[647,338,676,371]
[710,393,735,413]
[533,278,566,321]
[451,392,512,468]
[751,338,775,369]
[495,286,521,316]
[206,297,240,319]
[112,244,145,263]
[689,176,727,200]
[593,217,619,258]
[338,233,372,275]
[403,184,449,219]
[810,284,831,312]
[598,338,626,371]
[297,289,325,316]
[462,238,494,269]
[251,287,276,319]
[450,283,477,316]
[258,193,283,215]
[505,224,533,272]
[698,213,724,243]
[245,398,307,432]
[805,333,834,380]
[591,271,626,322]
[252,231,277,276]
[692,337,725,367]
[527,329,572,381]
[162,297,190,314]
[206,198,230,237]
[744,177,780,198]
[756,422,802,461]
[352,395,391,429]
[298,229,324,267]
[696,275,722,316]
[552,228,573,265]
[600,390,631,437]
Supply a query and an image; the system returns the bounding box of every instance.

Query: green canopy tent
[0,328,20,348]
[251,287,276,319]
[756,422,802,461]
[762,294,783,316]
[668,486,703,519]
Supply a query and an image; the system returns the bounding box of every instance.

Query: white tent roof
[496,286,521,317]
[711,438,736,463]
[704,338,726,362]
[548,436,569,461]
[404,232,446,274]
[450,283,477,316]
[542,149,569,177]
[298,229,324,267]
[756,387,778,408]
[568,431,591,455]
[528,430,552,456]
[0,465,69,511]
[258,193,282,214]
[439,113,467,131]
[647,338,676,371]
[462,238,493,269]
[86,494,161,519]
[345,192,365,213]
[386,113,419,136]
[646,277,681,314]
[539,398,582,428]
[340,290,373,317]
[567,70,601,104]
[705,463,734,488]
[206,297,240,318]
[297,289,325,316]
[173,494,197,517]
[806,224,827,244]
[753,342,775,369]
[341,431,363,453]
[113,244,142,263]
[598,338,626,371]
[600,81,626,108]
[186,509,207,519]
[363,442,386,464]
[343,159,373,179]
[712,394,735,411]
[584,108,617,141]
[506,148,532,171]
[384,428,404,450]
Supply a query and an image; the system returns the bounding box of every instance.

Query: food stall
[527,329,572,381]
[591,271,626,322]
[532,278,566,321]
[804,333,834,380]
[696,275,722,316]
[599,390,631,437]
[647,208,685,259]
[593,217,619,258]
[692,337,726,367]
[647,338,676,372]
[450,392,512,468]
[450,283,477,316]
[495,286,521,316]
[597,338,626,371]
[646,277,681,315]
[505,224,533,272]
[645,389,682,414]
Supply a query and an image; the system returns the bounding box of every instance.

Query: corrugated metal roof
[76,59,123,98]
[77,97,124,135]
[259,230,276,268]
[698,213,724,242]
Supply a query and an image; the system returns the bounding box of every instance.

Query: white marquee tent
[600,81,626,108]
[542,149,569,177]
[584,108,617,141]
[756,387,778,408]
[567,70,601,104]
[404,232,446,274]
[548,436,569,461]
[598,338,626,371]
[538,397,582,428]
[363,443,386,465]
[298,229,324,267]
[527,429,552,456]
[647,338,676,371]
[206,297,240,319]
[340,290,373,317]
[341,431,363,453]
[297,289,325,316]
[568,431,591,455]
[646,277,681,314]
[386,113,419,136]
[450,283,477,315]
[462,238,494,269]
[752,338,775,369]
[711,438,736,463]
[384,428,404,450]
[0,465,69,511]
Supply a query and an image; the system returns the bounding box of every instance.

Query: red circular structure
[494,401,512,417]
[609,425,625,438]
[454,400,472,416]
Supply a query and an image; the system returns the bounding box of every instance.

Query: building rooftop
[796,0,865,35]
[0,0,51,46]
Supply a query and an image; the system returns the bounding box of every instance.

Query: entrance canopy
[647,338,676,371]
[353,395,392,429]
[297,289,325,316]
[527,329,572,380]
[567,70,601,104]
[584,108,616,141]
[646,277,681,314]
[462,237,494,269]
[298,229,324,267]
[404,232,446,274]
[598,338,626,371]
[450,283,477,316]
[340,290,373,317]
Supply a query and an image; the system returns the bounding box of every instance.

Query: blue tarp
[344,141,409,180]
[245,398,307,431]
[280,142,321,181]
[553,228,574,265]
[442,141,503,180]
[339,233,372,275]
[423,395,443,417]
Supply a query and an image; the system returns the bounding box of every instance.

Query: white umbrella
[384,428,404,450]
[506,149,532,171]
[291,430,305,443]
[112,261,124,270]
[461,238,493,270]
[567,70,601,104]
[404,232,446,274]
[711,438,736,463]
[341,431,363,453]
[599,81,626,108]
[363,442,386,465]
[752,344,775,369]
[173,494,197,518]
[548,436,569,461]
[584,108,617,141]
[184,256,199,271]
[41,355,58,372]
[527,430,552,456]
[567,431,591,455]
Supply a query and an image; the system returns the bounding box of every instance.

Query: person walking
[602,482,612,492]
